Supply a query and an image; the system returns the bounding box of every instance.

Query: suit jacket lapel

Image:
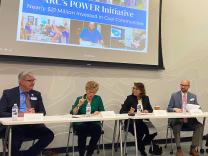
[177,91,182,107]
[15,87,20,107]
[187,92,191,103]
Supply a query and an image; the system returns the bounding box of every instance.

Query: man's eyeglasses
[180,84,189,87]
[24,79,36,82]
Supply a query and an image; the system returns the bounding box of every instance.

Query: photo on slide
[19,13,70,45]
[110,26,146,51]
[70,21,111,48]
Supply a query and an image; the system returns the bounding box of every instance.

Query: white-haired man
[0,71,54,156]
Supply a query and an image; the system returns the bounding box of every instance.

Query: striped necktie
[182,94,188,123]
[24,92,31,109]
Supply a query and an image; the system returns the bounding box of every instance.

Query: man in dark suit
[167,80,203,156]
[0,71,54,156]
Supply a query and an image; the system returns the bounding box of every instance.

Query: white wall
[1,0,208,148]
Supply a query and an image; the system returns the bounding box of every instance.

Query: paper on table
[186,104,202,114]
[186,104,200,110]
[100,111,115,117]
[189,109,203,114]
[72,114,86,118]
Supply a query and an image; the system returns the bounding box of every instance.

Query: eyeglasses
[180,84,189,87]
[24,79,36,82]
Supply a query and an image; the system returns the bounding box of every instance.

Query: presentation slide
[0,0,161,66]
[17,0,148,52]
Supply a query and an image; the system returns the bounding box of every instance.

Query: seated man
[79,22,104,46]
[0,71,54,156]
[167,80,203,156]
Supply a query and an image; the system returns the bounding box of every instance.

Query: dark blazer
[120,94,153,114]
[0,86,46,118]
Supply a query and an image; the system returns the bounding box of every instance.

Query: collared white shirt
[137,99,143,111]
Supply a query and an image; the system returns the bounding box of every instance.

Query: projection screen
[0,0,163,68]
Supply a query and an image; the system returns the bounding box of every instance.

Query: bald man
[167,80,203,156]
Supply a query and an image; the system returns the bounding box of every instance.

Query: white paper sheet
[185,104,202,114]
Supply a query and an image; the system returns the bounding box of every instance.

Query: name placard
[24,113,44,120]
[153,110,167,115]
[100,111,115,117]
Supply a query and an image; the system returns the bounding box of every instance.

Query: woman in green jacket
[71,80,105,156]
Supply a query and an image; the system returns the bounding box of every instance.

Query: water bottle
[86,102,91,117]
[12,104,18,120]
[137,104,142,115]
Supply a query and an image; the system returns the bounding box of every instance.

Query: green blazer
[71,95,105,126]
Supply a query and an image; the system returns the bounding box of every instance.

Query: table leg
[8,126,12,156]
[119,120,123,156]
[133,120,138,156]
[66,123,72,156]
[112,120,117,156]
[124,119,130,156]
[200,117,206,152]
[72,128,74,156]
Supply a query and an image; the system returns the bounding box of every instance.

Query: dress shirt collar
[19,87,24,94]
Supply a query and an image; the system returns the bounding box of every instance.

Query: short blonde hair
[18,71,34,82]
[85,81,99,93]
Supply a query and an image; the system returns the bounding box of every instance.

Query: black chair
[114,120,156,156]
[66,123,105,156]
[164,119,204,154]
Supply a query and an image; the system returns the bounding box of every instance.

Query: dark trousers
[11,124,54,156]
[127,120,155,152]
[74,122,102,156]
